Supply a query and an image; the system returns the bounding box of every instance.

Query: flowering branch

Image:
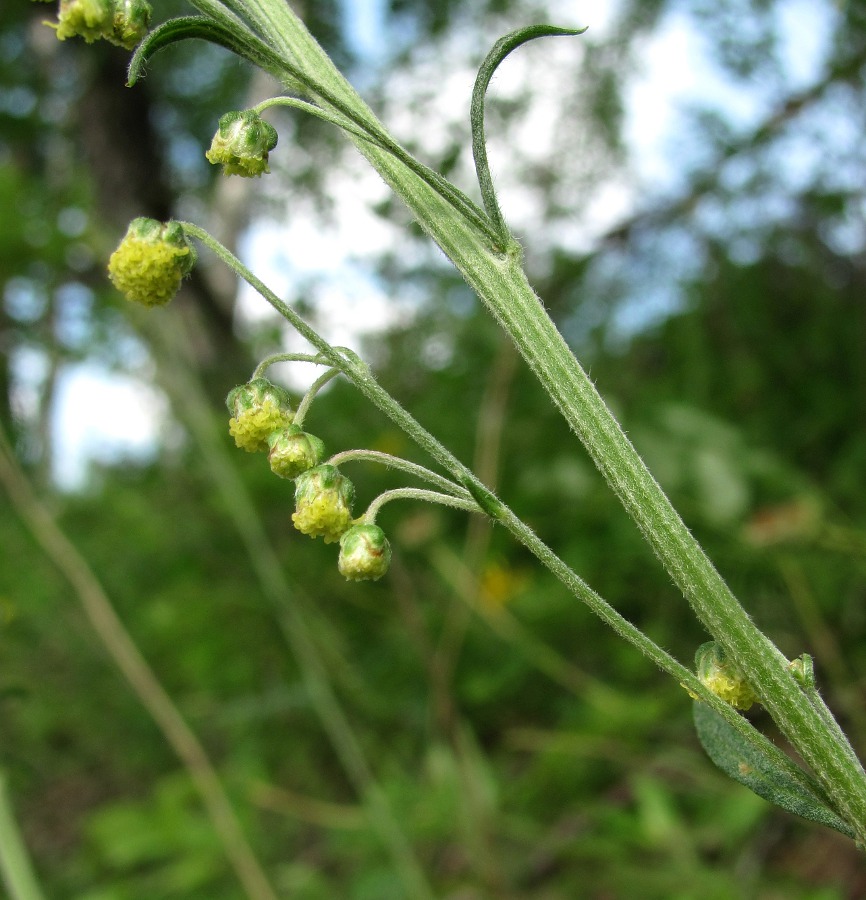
[65,0,866,845]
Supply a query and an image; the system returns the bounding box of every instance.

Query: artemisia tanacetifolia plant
[52,0,866,847]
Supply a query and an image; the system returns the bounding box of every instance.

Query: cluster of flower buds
[206,111,278,178]
[225,378,391,581]
[695,641,759,711]
[107,218,196,307]
[291,465,392,581]
[51,0,151,49]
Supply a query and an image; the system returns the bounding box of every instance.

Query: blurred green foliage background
[2,0,866,896]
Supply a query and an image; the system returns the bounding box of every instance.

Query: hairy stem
[293,367,341,426]
[326,449,472,499]
[252,351,332,379]
[362,487,481,523]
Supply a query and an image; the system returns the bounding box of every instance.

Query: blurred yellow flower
[479,562,527,611]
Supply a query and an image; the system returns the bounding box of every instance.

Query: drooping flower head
[226,378,295,453]
[695,642,759,711]
[107,218,196,308]
[292,465,354,543]
[51,0,151,48]
[338,524,391,581]
[53,0,114,43]
[267,425,325,479]
[206,110,278,178]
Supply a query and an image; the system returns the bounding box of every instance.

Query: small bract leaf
[693,701,855,839]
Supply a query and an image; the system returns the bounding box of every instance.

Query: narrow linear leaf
[470,24,587,243]
[127,17,286,86]
[693,701,855,838]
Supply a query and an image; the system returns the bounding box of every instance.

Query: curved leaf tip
[470,24,588,244]
[127,15,271,86]
[127,16,211,86]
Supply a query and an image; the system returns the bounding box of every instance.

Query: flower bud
[109,0,151,49]
[107,218,196,308]
[338,524,391,582]
[292,465,354,543]
[695,642,759,711]
[267,426,325,479]
[226,378,295,453]
[788,654,815,689]
[205,111,278,178]
[53,0,114,43]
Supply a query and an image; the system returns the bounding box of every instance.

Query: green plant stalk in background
[127,0,866,842]
[0,770,46,900]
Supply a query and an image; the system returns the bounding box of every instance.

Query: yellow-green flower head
[267,425,325,479]
[107,218,196,308]
[53,0,113,43]
[292,465,354,543]
[338,524,391,582]
[226,378,295,453]
[696,642,759,711]
[110,0,151,49]
[205,110,278,178]
[51,0,151,47]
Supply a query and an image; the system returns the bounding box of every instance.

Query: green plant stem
[220,2,866,838]
[0,771,46,900]
[326,449,472,499]
[251,352,344,425]
[362,487,481,523]
[252,351,331,379]
[293,367,341,426]
[485,260,866,836]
